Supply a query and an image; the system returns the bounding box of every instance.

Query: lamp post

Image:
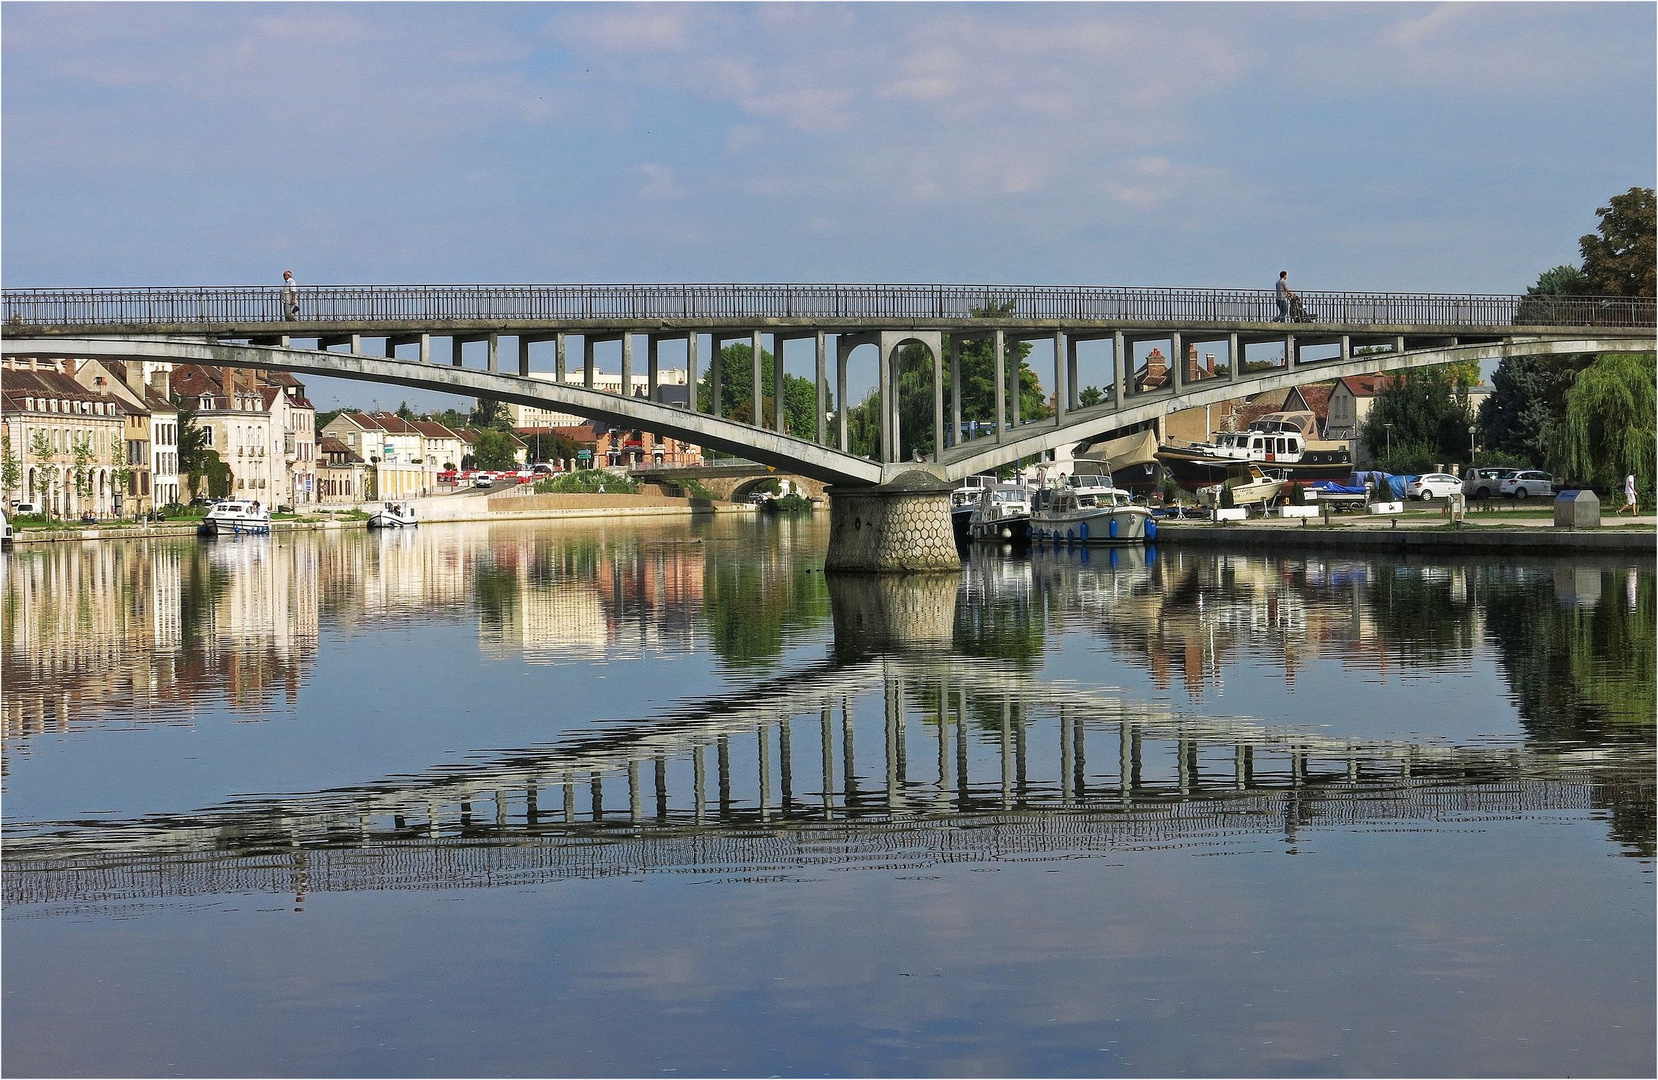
[1468,424,1476,467]
[1384,422,1394,463]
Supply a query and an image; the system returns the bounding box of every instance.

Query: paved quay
[1154,512,1656,555]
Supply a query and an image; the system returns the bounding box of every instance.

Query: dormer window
[200,396,212,409]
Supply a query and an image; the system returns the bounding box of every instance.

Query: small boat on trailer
[1197,463,1292,514]
[968,483,1034,545]
[368,501,418,529]
[199,499,271,537]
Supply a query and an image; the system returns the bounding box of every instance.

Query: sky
[4,1,1653,409]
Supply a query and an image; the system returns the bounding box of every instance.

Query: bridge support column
[994,329,1006,444]
[824,471,960,573]
[751,330,764,430]
[949,337,961,447]
[815,331,827,446]
[685,332,699,412]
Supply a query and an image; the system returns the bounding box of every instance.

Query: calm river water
[2,516,1653,1078]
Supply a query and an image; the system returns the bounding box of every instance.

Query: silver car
[1462,467,1516,499]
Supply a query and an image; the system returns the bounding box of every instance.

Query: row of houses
[3,353,702,518]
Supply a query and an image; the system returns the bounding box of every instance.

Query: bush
[535,469,639,495]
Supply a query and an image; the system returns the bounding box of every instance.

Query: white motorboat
[968,483,1033,544]
[1030,459,1152,545]
[1196,463,1291,513]
[199,499,271,536]
[368,501,418,529]
[950,474,993,544]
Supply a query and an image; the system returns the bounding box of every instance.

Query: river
[2,516,1652,1077]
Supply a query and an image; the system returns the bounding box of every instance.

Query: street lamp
[1468,423,1477,466]
[1384,422,1394,462]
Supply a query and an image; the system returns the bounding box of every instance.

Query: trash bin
[1554,489,1601,529]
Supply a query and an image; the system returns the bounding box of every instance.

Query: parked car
[473,474,493,489]
[1462,467,1517,499]
[1500,470,1555,499]
[12,501,43,515]
[1406,473,1464,501]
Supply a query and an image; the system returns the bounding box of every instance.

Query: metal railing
[4,283,1653,330]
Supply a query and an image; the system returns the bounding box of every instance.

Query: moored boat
[950,474,993,544]
[968,483,1033,545]
[368,501,418,528]
[1030,459,1153,545]
[1156,410,1351,488]
[199,499,271,536]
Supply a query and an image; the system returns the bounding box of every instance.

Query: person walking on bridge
[1275,271,1296,322]
[281,269,299,320]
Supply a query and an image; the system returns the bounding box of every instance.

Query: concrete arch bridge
[5,283,1651,567]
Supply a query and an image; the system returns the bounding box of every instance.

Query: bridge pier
[823,470,961,573]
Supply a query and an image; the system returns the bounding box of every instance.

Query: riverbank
[1154,514,1656,555]
[5,494,758,545]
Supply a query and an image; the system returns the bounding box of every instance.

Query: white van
[12,501,43,516]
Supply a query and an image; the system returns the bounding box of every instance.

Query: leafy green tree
[537,469,638,494]
[1551,352,1656,495]
[1482,264,1599,464]
[28,430,59,519]
[471,396,511,431]
[70,433,97,501]
[396,401,416,421]
[470,427,518,470]
[1360,365,1472,472]
[1579,187,1656,298]
[107,440,135,510]
[1078,386,1105,408]
[695,342,827,438]
[1,433,21,501]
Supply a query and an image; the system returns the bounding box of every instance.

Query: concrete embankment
[1154,519,1656,555]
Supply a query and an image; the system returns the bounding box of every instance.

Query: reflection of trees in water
[703,543,828,670]
[1361,564,1481,661]
[1484,566,1654,857]
[1485,567,1654,743]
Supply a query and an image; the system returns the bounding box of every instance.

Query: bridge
[6,283,1652,568]
[3,646,1631,910]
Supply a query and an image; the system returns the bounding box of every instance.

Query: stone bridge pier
[824,471,961,574]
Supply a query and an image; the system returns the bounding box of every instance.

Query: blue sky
[4,2,1653,409]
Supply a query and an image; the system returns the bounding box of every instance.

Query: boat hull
[1158,447,1351,488]
[1030,506,1152,545]
[367,515,417,529]
[968,514,1031,545]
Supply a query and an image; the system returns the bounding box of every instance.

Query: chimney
[126,361,148,398]
[1205,353,1217,376]
[1145,347,1167,385]
[1187,343,1200,382]
[222,366,237,409]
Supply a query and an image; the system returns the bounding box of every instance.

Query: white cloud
[634,163,684,200]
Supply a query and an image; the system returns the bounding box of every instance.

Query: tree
[1,434,20,501]
[471,396,511,431]
[108,440,135,511]
[70,433,97,501]
[396,401,416,421]
[28,430,59,519]
[470,427,518,470]
[1579,187,1656,298]
[696,342,828,438]
[1360,365,1473,473]
[1552,352,1656,496]
[1514,263,1594,325]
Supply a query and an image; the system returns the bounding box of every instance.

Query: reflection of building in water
[1,539,319,742]
[480,532,705,662]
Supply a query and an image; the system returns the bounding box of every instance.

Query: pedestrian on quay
[1616,470,1638,515]
[1275,271,1295,322]
[281,270,299,320]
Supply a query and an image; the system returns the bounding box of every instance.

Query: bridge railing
[5,284,1653,330]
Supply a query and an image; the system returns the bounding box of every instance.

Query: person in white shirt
[1275,271,1295,322]
[1617,471,1638,515]
[281,270,299,320]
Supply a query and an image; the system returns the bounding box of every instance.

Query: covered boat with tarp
[1071,428,1163,493]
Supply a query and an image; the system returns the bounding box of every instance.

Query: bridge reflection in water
[6,544,1648,910]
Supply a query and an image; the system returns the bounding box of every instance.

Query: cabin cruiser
[199,499,271,536]
[950,474,993,544]
[1070,428,1164,494]
[968,483,1033,545]
[1030,459,1153,545]
[1196,463,1291,513]
[1155,411,1351,487]
[368,500,418,529]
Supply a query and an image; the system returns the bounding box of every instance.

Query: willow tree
[1552,352,1656,494]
